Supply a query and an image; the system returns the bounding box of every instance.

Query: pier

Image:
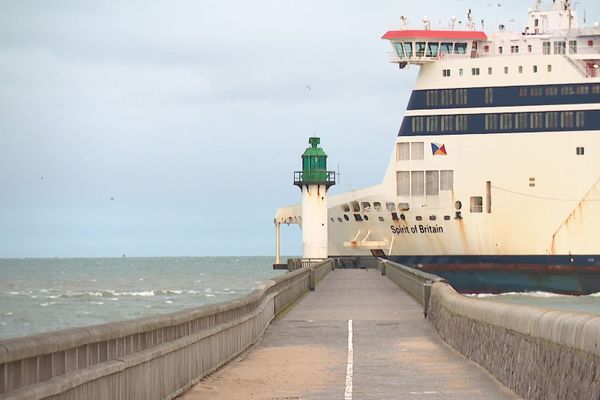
[1,259,599,400]
[179,268,515,399]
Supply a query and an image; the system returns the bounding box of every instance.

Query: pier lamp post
[294,137,336,259]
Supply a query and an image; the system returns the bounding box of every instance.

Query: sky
[1,0,599,258]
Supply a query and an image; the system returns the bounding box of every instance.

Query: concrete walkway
[179,269,519,399]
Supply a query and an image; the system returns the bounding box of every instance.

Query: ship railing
[287,257,327,271]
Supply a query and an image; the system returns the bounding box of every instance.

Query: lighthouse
[294,137,335,259]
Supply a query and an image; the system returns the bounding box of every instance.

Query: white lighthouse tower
[294,137,336,259]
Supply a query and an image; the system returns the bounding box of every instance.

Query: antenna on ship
[400,15,409,29]
[450,16,457,29]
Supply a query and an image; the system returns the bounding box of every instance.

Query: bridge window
[403,42,413,57]
[416,42,426,57]
[454,43,467,54]
[440,42,453,54]
[553,41,566,54]
[427,42,439,57]
[395,43,405,58]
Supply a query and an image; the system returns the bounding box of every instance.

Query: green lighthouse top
[294,137,336,188]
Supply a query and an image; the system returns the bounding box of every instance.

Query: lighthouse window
[403,42,414,57]
[361,202,371,212]
[395,43,405,58]
[396,171,410,196]
[569,40,577,54]
[440,170,454,191]
[351,201,360,212]
[426,170,440,196]
[373,202,382,211]
[416,42,426,57]
[386,202,396,212]
[411,171,425,196]
[470,196,483,213]
[411,142,424,160]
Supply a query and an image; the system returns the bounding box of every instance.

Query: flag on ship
[431,143,447,155]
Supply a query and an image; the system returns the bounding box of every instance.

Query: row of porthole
[331,213,453,223]
[341,201,410,213]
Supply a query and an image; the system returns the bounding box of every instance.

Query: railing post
[380,260,386,276]
[309,268,316,291]
[423,281,432,318]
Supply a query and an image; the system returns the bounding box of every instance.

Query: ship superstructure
[275,0,600,294]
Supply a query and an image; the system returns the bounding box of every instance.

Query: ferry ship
[274,0,600,294]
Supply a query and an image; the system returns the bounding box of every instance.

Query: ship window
[429,215,436,221]
[426,170,439,196]
[498,46,503,54]
[416,42,426,57]
[396,171,410,196]
[440,170,454,191]
[427,42,439,57]
[416,216,423,221]
[373,202,382,211]
[444,215,451,221]
[488,67,493,75]
[576,147,585,155]
[354,214,363,221]
[518,66,523,73]
[403,42,414,57]
[543,42,551,54]
[470,196,483,213]
[442,69,451,77]
[594,85,600,95]
[341,204,351,212]
[351,201,360,212]
[391,212,399,221]
[395,43,405,58]
[484,45,490,52]
[386,202,396,212]
[589,40,594,47]
[484,88,493,104]
[471,67,480,76]
[455,201,462,210]
[344,214,349,221]
[331,218,334,222]
[510,45,519,53]
[440,42,453,54]
[528,45,532,53]
[364,215,369,221]
[398,202,410,211]
[553,41,566,55]
[361,202,371,212]
[485,114,498,130]
[411,142,424,160]
[569,40,577,54]
[504,66,509,74]
[547,64,552,72]
[411,171,424,196]
[533,65,538,73]
[459,68,464,76]
[378,216,384,221]
[454,43,467,54]
[576,111,585,128]
[397,142,410,160]
[337,217,343,222]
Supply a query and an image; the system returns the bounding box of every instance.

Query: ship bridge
[381,29,488,67]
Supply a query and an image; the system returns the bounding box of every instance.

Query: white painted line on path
[345,319,353,400]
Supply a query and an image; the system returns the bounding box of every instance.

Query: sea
[0,257,285,340]
[2,257,599,340]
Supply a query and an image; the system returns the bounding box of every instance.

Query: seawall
[0,260,332,400]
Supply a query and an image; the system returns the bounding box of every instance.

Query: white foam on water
[90,301,104,305]
[205,294,215,297]
[3,312,13,316]
[165,300,173,304]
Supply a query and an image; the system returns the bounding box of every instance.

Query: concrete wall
[0,260,332,400]
[428,282,600,400]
